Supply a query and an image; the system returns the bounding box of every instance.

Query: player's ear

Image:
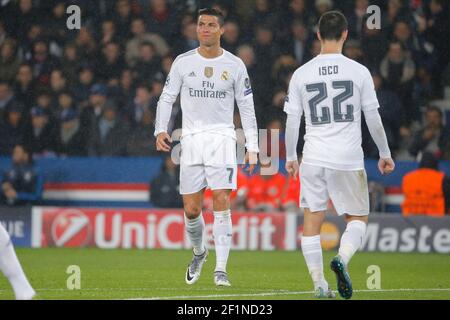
[317,31,322,41]
[342,30,349,42]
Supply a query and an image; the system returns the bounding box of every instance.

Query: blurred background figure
[1,144,43,205]
[402,152,450,216]
[150,156,182,208]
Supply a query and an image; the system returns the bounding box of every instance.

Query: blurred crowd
[0,0,450,161]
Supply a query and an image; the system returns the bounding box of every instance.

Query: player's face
[197,15,224,47]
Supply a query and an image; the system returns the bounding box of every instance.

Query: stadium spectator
[57,108,87,157]
[402,152,450,216]
[150,156,183,208]
[409,106,450,158]
[380,41,417,123]
[222,20,241,54]
[87,101,129,156]
[361,21,389,72]
[24,106,59,157]
[45,1,69,54]
[146,0,179,44]
[29,39,58,86]
[60,43,80,86]
[99,20,120,47]
[14,63,35,110]
[0,39,21,83]
[112,69,135,110]
[125,17,169,67]
[343,39,363,64]
[72,65,95,109]
[0,81,19,119]
[0,104,26,156]
[96,41,125,85]
[363,74,404,158]
[425,0,450,96]
[1,144,43,206]
[133,41,162,84]
[172,20,199,57]
[80,83,109,134]
[346,0,369,39]
[284,19,313,66]
[112,0,134,40]
[126,107,157,156]
[50,69,68,102]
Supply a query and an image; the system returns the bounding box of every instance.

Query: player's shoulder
[290,58,317,82]
[222,49,246,67]
[173,49,198,65]
[340,55,371,78]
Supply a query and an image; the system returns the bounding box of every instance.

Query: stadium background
[0,0,449,300]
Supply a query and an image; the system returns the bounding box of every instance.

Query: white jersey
[155,48,259,152]
[284,53,379,170]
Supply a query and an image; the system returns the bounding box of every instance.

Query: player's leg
[211,189,232,286]
[328,169,370,299]
[205,134,236,286]
[299,163,335,298]
[180,160,209,285]
[0,223,35,300]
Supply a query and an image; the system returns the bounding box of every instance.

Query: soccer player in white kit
[284,11,395,299]
[0,224,36,299]
[155,8,258,287]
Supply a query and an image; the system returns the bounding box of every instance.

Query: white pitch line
[130,288,450,300]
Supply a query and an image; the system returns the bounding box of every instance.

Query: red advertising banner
[31,207,288,250]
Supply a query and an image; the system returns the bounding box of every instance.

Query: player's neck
[198,45,223,59]
[320,42,343,55]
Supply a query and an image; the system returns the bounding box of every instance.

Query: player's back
[287,53,378,170]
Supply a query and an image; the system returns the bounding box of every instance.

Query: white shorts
[179,133,237,195]
[299,163,370,216]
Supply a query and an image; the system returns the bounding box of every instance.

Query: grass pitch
[0,248,449,300]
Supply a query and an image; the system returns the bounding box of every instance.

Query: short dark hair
[318,11,348,41]
[197,8,224,26]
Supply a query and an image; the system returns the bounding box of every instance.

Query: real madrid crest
[204,67,214,78]
[221,71,229,81]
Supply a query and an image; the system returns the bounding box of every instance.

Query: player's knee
[212,191,231,211]
[184,203,202,219]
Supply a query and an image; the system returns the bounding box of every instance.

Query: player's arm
[235,61,259,173]
[284,72,303,180]
[361,69,395,175]
[154,59,182,152]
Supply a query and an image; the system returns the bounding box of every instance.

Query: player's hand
[378,158,395,175]
[156,132,172,152]
[243,152,258,175]
[285,160,299,180]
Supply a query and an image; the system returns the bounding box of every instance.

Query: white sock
[213,210,232,273]
[184,213,205,255]
[0,224,35,300]
[338,220,367,266]
[301,235,328,290]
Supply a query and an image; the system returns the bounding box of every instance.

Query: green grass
[0,248,449,300]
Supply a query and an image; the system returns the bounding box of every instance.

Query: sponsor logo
[51,209,90,247]
[188,71,196,77]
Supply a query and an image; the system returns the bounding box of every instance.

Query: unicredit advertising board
[31,207,450,253]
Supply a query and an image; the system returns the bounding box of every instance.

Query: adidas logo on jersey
[188,71,196,77]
